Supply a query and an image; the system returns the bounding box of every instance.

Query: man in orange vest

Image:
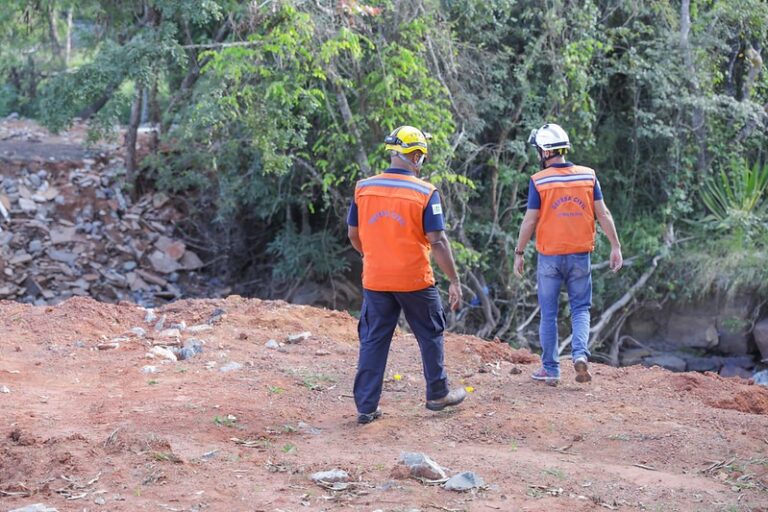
[347,126,467,424]
[513,123,623,386]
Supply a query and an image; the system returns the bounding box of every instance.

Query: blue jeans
[354,286,449,415]
[537,252,592,377]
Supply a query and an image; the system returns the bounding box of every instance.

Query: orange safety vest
[532,165,597,255]
[354,173,437,292]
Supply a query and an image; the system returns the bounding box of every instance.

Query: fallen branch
[558,252,663,355]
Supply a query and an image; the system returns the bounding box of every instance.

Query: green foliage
[266,226,349,283]
[697,159,768,241]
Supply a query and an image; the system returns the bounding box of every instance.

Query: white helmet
[528,123,570,151]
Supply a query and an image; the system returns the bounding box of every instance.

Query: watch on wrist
[514,248,525,256]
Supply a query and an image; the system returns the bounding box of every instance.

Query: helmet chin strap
[396,152,424,171]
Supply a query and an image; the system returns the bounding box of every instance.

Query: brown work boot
[574,356,592,383]
[426,387,467,411]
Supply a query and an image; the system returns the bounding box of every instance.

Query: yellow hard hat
[384,126,430,155]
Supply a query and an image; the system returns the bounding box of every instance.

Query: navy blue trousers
[354,286,449,414]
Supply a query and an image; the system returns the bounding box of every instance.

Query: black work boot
[425,387,467,411]
[357,408,382,425]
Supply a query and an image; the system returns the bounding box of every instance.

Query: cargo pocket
[429,304,446,336]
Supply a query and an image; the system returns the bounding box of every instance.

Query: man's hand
[610,245,623,273]
[448,280,462,311]
[513,253,524,278]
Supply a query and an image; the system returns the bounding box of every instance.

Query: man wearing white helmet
[513,123,623,386]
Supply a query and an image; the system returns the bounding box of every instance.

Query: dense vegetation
[1,0,767,353]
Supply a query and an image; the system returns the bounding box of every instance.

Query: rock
[47,249,78,265]
[170,321,186,331]
[719,356,755,369]
[94,495,106,505]
[177,339,203,360]
[180,250,204,270]
[720,365,753,379]
[444,471,485,491]
[315,349,331,356]
[1,385,10,393]
[144,308,157,323]
[9,505,59,512]
[642,354,686,372]
[753,369,768,387]
[311,469,349,483]
[265,339,280,350]
[150,346,177,362]
[160,328,181,338]
[754,318,768,361]
[398,452,447,481]
[148,250,180,274]
[219,362,242,373]
[287,331,311,344]
[130,327,146,338]
[18,197,37,212]
[140,366,158,374]
[207,308,226,324]
[684,356,721,373]
[187,324,213,333]
[297,421,322,435]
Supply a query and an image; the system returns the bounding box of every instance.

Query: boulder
[720,365,752,379]
[684,356,721,373]
[753,318,768,361]
[666,311,718,349]
[642,354,687,372]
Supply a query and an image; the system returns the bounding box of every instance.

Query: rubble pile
[0,121,206,306]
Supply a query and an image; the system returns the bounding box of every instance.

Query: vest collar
[383,168,416,176]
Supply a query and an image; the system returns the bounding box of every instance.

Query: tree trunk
[332,72,371,176]
[65,6,73,67]
[680,0,707,174]
[126,87,144,193]
[48,1,62,61]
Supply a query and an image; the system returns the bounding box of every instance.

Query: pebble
[1,385,10,393]
[315,349,331,356]
[94,496,106,505]
[219,362,243,373]
[170,321,186,331]
[140,366,158,374]
[265,340,280,350]
[160,328,181,338]
[176,339,204,360]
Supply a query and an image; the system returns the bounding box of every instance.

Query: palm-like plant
[698,160,768,240]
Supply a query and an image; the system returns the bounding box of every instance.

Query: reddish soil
[1,296,767,511]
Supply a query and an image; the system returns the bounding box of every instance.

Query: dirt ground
[1,296,767,512]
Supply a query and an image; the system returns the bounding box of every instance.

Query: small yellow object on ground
[394,374,402,381]
[465,386,475,393]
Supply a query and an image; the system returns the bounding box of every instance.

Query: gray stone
[130,327,146,338]
[398,452,447,481]
[444,471,485,491]
[150,346,177,362]
[123,261,137,271]
[754,318,768,361]
[143,308,157,324]
[27,239,43,253]
[620,348,654,366]
[720,365,753,379]
[719,356,755,369]
[219,362,242,373]
[1,385,10,393]
[287,331,311,344]
[311,469,349,483]
[684,356,721,373]
[177,339,203,360]
[642,354,687,372]
[265,339,280,350]
[187,324,213,333]
[140,366,158,374]
[297,421,321,435]
[752,369,768,387]
[9,505,59,512]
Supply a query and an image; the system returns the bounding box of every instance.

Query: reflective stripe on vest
[532,165,597,255]
[355,173,436,292]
